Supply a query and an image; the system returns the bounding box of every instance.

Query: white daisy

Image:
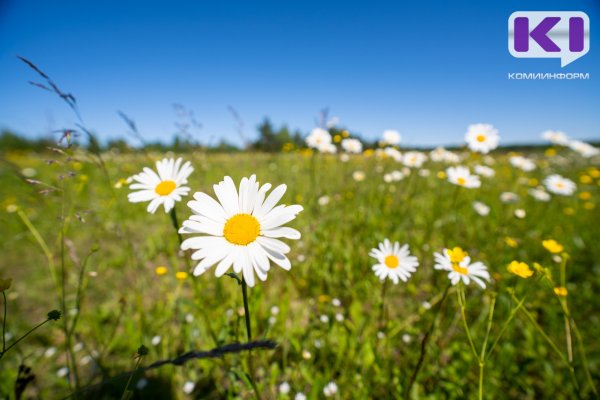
[381,129,401,146]
[474,165,495,177]
[383,147,403,162]
[528,187,551,202]
[341,138,363,154]
[542,130,569,145]
[446,166,481,188]
[465,123,500,154]
[319,142,337,154]
[430,147,460,163]
[500,192,519,203]
[179,175,303,287]
[306,128,332,150]
[402,151,427,168]
[509,155,536,172]
[544,174,576,196]
[568,140,599,158]
[434,247,490,289]
[369,239,419,284]
[128,157,194,214]
[472,201,490,216]
[323,382,338,397]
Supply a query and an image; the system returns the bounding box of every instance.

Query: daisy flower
[541,130,569,145]
[509,155,536,172]
[128,157,194,214]
[306,128,332,150]
[529,187,551,202]
[465,123,500,154]
[446,166,481,188]
[430,147,460,163]
[568,140,599,158]
[474,165,495,177]
[500,192,519,203]
[383,147,403,162]
[544,174,576,196]
[472,201,490,216]
[381,129,401,146]
[179,175,302,287]
[402,151,427,168]
[434,247,490,288]
[369,239,419,284]
[341,138,363,154]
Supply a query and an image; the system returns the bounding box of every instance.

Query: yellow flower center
[556,182,565,189]
[155,180,177,196]
[384,255,399,269]
[476,134,486,142]
[457,177,466,186]
[223,214,260,245]
[447,247,469,274]
[452,264,469,275]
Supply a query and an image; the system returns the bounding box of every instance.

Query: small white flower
[418,169,430,177]
[151,335,161,346]
[128,157,194,214]
[341,138,363,154]
[446,166,481,188]
[323,381,338,397]
[430,147,460,163]
[320,314,330,324]
[568,140,599,158]
[318,195,330,206]
[421,301,432,310]
[472,201,490,216]
[302,350,312,359]
[434,247,490,289]
[45,347,57,358]
[544,174,576,196]
[382,130,402,146]
[377,331,386,340]
[402,151,427,168]
[185,313,195,323]
[514,209,526,219]
[295,393,307,400]
[306,128,332,150]
[279,382,291,395]
[465,123,500,154]
[270,306,280,315]
[332,298,342,307]
[21,167,37,177]
[183,381,195,394]
[268,316,277,325]
[474,165,495,177]
[529,188,551,202]
[509,156,536,172]
[383,147,403,162]
[500,192,519,203]
[339,153,350,162]
[402,334,412,343]
[314,339,322,348]
[353,171,366,181]
[369,239,419,284]
[335,313,344,322]
[57,367,69,378]
[542,130,570,145]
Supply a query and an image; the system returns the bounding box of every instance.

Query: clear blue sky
[0,0,599,147]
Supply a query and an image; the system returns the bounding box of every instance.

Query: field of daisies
[1,124,599,399]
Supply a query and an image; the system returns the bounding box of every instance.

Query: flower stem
[169,207,183,245]
[457,285,478,359]
[240,278,261,399]
[405,284,450,398]
[1,318,51,359]
[378,279,388,330]
[2,291,6,353]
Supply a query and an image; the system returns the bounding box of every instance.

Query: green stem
[169,207,183,245]
[378,279,388,330]
[404,285,450,398]
[121,355,143,400]
[2,291,6,353]
[240,278,261,399]
[1,318,50,358]
[457,285,478,359]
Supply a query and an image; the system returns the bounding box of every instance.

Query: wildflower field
[1,141,599,399]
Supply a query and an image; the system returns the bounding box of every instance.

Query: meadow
[1,142,600,399]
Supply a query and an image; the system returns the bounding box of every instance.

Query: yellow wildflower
[542,240,563,254]
[507,261,533,278]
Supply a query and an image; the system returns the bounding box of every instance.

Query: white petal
[261,227,301,240]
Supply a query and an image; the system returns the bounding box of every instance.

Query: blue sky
[0,0,599,147]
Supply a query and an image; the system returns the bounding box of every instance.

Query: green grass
[1,148,599,399]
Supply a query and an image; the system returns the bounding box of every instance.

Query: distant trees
[252,118,304,152]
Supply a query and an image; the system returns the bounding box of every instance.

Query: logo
[508,11,589,67]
